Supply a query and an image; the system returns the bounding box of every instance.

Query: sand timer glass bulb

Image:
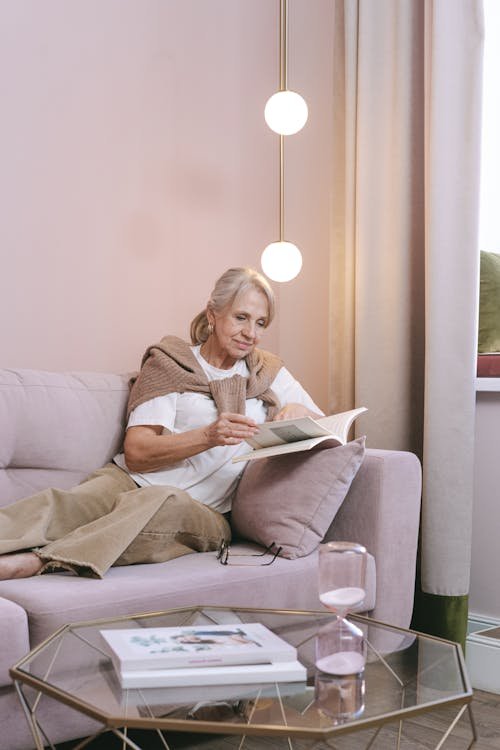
[316,542,367,676]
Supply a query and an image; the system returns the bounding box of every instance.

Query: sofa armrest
[324,448,422,629]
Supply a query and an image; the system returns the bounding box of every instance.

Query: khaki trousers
[0,464,231,578]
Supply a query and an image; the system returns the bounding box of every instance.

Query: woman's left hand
[273,403,323,421]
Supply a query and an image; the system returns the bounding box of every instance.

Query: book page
[233,408,368,463]
[233,435,337,463]
[246,416,332,450]
[316,407,367,444]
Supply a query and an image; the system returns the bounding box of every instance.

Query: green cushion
[478,251,500,353]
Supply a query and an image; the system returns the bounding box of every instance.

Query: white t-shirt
[114,346,323,513]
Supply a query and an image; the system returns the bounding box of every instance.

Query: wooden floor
[55,688,500,750]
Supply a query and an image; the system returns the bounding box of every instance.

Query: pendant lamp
[264,0,308,136]
[261,0,306,283]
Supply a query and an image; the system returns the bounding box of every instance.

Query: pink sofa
[0,368,422,749]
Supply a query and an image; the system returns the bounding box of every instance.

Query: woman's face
[209,287,269,366]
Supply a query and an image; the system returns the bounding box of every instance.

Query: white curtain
[329,0,483,639]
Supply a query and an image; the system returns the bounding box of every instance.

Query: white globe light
[264,90,308,135]
[261,241,303,282]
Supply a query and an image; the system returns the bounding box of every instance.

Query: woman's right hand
[204,412,258,447]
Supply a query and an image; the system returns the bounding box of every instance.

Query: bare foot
[0,552,43,580]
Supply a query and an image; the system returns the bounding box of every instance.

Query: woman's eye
[236,315,246,321]
[257,320,266,327]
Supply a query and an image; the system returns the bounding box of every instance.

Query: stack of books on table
[100,622,307,689]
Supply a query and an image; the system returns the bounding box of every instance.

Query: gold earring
[207,322,214,336]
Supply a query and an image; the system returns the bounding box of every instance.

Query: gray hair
[190,267,275,345]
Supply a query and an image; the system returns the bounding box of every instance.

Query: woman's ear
[206,306,216,328]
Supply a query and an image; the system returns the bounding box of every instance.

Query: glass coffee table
[10,606,476,749]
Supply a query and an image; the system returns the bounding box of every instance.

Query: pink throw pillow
[231,437,366,559]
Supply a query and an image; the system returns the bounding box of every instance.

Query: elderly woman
[0,267,322,580]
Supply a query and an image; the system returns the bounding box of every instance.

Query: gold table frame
[10,606,477,750]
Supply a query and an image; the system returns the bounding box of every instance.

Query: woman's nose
[242,321,256,338]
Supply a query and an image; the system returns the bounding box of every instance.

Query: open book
[232,407,367,463]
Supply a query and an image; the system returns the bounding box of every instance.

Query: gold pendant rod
[280,134,284,242]
[278,0,287,242]
[279,0,288,91]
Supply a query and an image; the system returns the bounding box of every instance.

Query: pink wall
[0,0,333,412]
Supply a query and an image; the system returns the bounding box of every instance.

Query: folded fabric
[231,437,366,559]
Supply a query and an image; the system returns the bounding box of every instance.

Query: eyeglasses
[217,540,282,566]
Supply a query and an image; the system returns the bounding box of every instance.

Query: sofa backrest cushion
[0,369,130,506]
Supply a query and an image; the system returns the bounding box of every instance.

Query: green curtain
[412,560,469,650]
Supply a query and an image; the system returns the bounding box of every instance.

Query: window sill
[476,378,500,392]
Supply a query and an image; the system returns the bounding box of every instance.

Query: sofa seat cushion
[0,544,375,647]
[0,597,29,687]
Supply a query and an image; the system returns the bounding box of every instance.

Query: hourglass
[316,541,367,677]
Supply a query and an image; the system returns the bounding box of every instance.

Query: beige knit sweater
[127,335,283,419]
